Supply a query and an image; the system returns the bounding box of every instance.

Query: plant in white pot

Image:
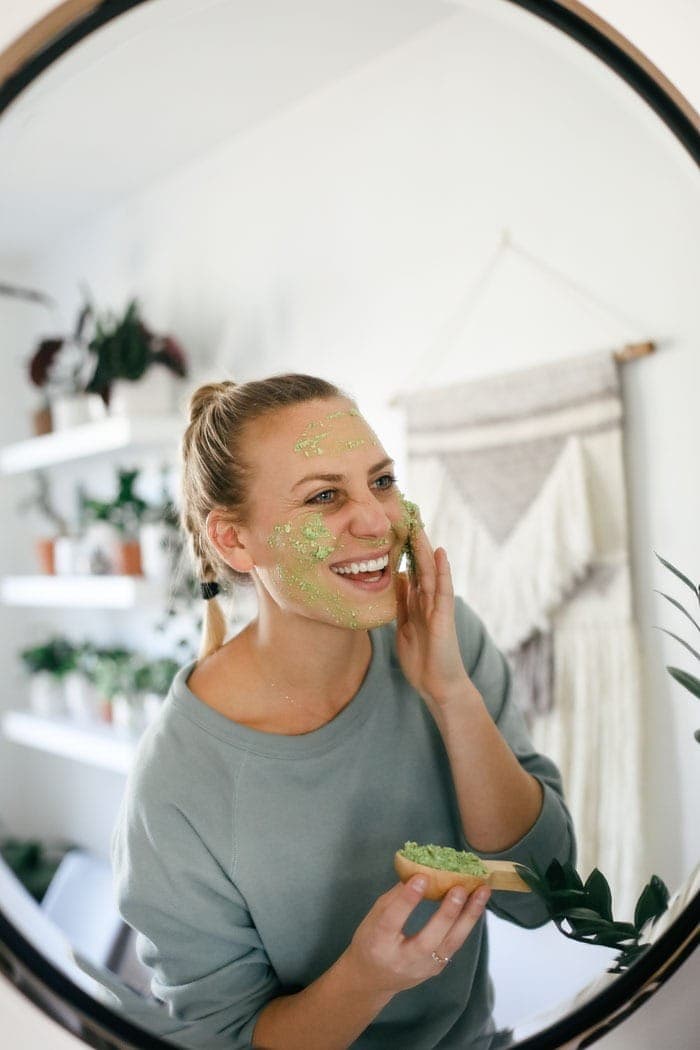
[19,637,76,718]
[27,304,105,432]
[88,646,133,726]
[139,468,181,581]
[77,468,148,575]
[135,656,179,725]
[84,299,188,417]
[63,641,101,723]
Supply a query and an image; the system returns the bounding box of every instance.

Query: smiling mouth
[330,553,390,577]
[328,552,395,589]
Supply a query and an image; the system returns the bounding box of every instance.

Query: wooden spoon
[394,852,530,900]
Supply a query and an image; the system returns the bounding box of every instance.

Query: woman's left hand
[395,527,471,712]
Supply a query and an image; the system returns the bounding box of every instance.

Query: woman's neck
[246,600,373,716]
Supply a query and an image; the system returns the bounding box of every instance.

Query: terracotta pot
[118,540,143,576]
[34,537,55,574]
[32,405,52,436]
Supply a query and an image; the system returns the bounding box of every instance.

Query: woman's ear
[206,509,254,573]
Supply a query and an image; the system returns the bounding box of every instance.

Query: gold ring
[431,950,451,966]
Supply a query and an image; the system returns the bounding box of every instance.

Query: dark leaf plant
[653,552,700,743]
[515,555,699,973]
[514,858,669,974]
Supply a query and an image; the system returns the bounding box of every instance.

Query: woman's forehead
[246,399,388,478]
[251,398,374,451]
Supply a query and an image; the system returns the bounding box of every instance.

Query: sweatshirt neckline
[168,624,389,757]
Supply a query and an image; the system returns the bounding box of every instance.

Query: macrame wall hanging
[393,232,655,920]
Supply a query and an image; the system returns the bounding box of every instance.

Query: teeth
[331,554,389,575]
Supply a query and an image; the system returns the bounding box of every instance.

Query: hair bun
[187,380,236,425]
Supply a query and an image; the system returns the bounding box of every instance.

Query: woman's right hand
[343,875,491,996]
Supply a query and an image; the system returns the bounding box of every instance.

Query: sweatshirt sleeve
[452,596,577,928]
[111,738,282,1049]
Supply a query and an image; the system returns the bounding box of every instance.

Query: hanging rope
[392,229,654,401]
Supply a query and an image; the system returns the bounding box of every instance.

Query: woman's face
[234,397,420,630]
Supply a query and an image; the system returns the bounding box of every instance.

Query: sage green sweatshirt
[111,597,575,1049]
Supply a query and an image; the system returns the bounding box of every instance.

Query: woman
[112,373,576,1050]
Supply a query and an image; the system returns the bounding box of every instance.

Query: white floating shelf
[0,575,164,608]
[1,710,137,774]
[0,415,183,474]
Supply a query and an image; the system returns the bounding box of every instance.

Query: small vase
[34,537,55,574]
[109,367,176,417]
[63,672,98,723]
[80,522,122,574]
[139,522,173,581]
[28,673,65,718]
[112,693,143,736]
[50,393,106,431]
[53,535,81,575]
[117,539,143,576]
[32,405,52,436]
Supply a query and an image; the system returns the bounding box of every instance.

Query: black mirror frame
[0,1,698,1047]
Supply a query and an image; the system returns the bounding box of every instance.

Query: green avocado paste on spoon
[399,841,488,876]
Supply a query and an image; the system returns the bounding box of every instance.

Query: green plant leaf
[667,666,700,700]
[655,627,700,662]
[561,861,585,892]
[634,876,670,930]
[560,907,607,922]
[654,590,700,633]
[513,863,546,896]
[583,868,614,921]
[655,552,698,598]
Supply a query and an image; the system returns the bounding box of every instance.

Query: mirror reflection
[0,1,698,1047]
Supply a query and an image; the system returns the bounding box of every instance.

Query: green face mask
[261,409,423,629]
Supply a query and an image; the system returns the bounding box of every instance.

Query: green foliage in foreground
[515,857,669,974]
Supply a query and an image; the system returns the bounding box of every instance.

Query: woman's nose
[348,494,393,538]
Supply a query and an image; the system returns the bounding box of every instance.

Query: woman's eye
[307,489,337,505]
[373,473,397,491]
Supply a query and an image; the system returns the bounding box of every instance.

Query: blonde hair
[180,373,345,661]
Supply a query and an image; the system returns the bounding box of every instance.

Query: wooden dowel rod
[613,340,656,363]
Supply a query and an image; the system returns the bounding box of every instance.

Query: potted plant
[85,299,188,416]
[108,468,148,575]
[77,468,148,575]
[27,304,105,432]
[135,656,179,724]
[139,466,181,581]
[86,646,132,724]
[77,486,121,574]
[63,641,101,723]
[19,637,76,717]
[17,472,68,574]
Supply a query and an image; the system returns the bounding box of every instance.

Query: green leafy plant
[133,657,179,697]
[654,553,700,743]
[20,637,77,678]
[86,647,134,701]
[515,555,698,973]
[80,468,148,538]
[514,858,669,973]
[27,303,94,401]
[85,299,188,405]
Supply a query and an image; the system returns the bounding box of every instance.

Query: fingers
[437,887,491,960]
[433,546,455,614]
[411,528,437,600]
[395,571,409,633]
[409,885,491,960]
[375,876,429,934]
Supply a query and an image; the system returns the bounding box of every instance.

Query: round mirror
[0,2,698,1048]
